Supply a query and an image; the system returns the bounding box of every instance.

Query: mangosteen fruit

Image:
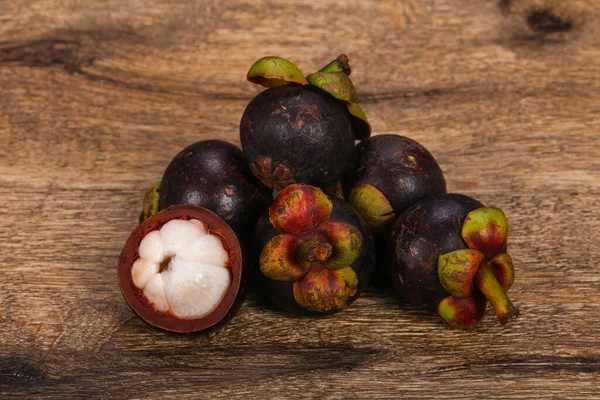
[255,184,375,314]
[240,55,371,192]
[386,193,519,329]
[343,134,446,239]
[144,140,270,240]
[119,205,246,332]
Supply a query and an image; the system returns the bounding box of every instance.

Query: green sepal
[319,54,351,75]
[438,293,487,329]
[306,71,359,103]
[462,207,508,260]
[140,181,161,222]
[247,57,308,87]
[438,249,485,298]
[490,253,515,293]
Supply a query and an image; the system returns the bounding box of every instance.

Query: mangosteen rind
[159,140,270,241]
[386,194,483,312]
[344,134,447,240]
[240,85,355,190]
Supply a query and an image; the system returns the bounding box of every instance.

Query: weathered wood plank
[1,0,599,398]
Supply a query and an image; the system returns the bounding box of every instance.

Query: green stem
[319,54,351,75]
[140,181,161,222]
[308,242,332,263]
[475,263,519,325]
[296,237,319,263]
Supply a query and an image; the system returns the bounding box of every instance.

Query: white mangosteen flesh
[132,219,231,319]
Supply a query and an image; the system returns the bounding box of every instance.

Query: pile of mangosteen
[118,55,519,332]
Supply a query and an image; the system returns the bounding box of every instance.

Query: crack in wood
[0,38,248,100]
[422,356,600,375]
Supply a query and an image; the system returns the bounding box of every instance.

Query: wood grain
[1,0,599,398]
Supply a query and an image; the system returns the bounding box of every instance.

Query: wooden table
[2,1,599,398]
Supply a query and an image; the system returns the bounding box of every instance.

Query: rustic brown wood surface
[1,0,599,398]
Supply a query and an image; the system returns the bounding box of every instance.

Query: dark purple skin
[254,198,375,315]
[240,84,355,191]
[343,134,447,234]
[160,140,270,239]
[386,193,483,312]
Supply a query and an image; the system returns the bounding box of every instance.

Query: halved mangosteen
[119,205,246,333]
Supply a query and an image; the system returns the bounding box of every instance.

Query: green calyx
[247,56,308,87]
[316,220,363,270]
[348,184,395,237]
[260,234,306,281]
[306,71,359,103]
[293,264,358,313]
[462,207,508,259]
[438,293,487,330]
[438,249,484,299]
[308,55,371,139]
[259,185,364,313]
[140,181,161,222]
[437,206,519,328]
[318,54,352,75]
[246,54,371,139]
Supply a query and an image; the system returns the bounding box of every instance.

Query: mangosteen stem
[319,54,351,75]
[475,263,519,325]
[308,242,333,263]
[140,181,161,222]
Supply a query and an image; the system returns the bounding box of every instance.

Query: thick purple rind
[386,193,483,312]
[343,134,447,234]
[240,85,355,189]
[118,205,247,333]
[159,140,270,241]
[254,198,375,315]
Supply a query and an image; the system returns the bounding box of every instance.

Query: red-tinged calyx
[318,54,352,75]
[293,264,358,313]
[247,56,308,87]
[462,207,508,260]
[249,157,295,191]
[438,293,488,329]
[437,250,518,327]
[315,220,363,270]
[306,71,359,103]
[259,183,367,313]
[437,206,518,328]
[490,253,515,292]
[260,234,306,281]
[438,249,485,299]
[308,242,333,263]
[348,183,395,237]
[311,54,370,139]
[269,184,333,238]
[140,181,161,222]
